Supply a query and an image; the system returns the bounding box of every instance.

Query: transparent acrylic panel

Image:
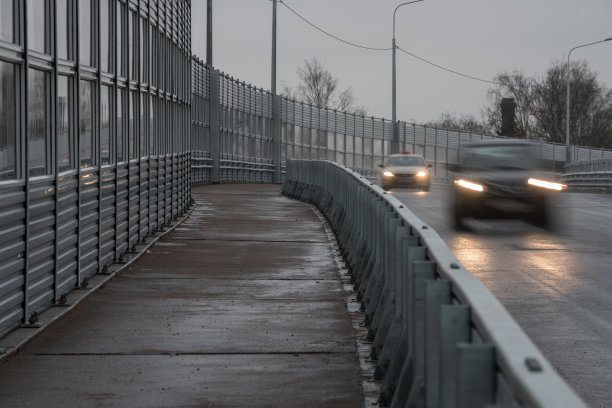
[79,0,92,66]
[79,80,93,167]
[100,0,111,72]
[117,3,125,77]
[117,88,125,161]
[0,61,16,179]
[139,18,145,81]
[129,90,136,158]
[149,95,155,154]
[140,92,146,157]
[57,75,73,171]
[56,0,69,59]
[129,10,136,80]
[0,0,13,43]
[28,69,48,176]
[27,0,46,52]
[101,85,111,164]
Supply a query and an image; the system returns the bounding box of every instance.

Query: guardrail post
[439,304,471,408]
[209,69,220,183]
[388,260,437,408]
[425,280,453,408]
[455,343,496,408]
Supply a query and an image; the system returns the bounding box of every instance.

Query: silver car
[379,153,432,191]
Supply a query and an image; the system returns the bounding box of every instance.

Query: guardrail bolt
[525,357,542,372]
[450,263,460,269]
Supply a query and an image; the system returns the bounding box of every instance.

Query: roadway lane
[390,185,612,408]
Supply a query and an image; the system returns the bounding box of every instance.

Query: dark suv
[451,140,564,230]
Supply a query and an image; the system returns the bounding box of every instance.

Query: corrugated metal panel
[128,161,140,249]
[0,182,26,337]
[149,158,159,230]
[26,177,56,314]
[115,162,130,257]
[139,160,150,239]
[99,166,117,268]
[56,172,79,296]
[79,170,100,279]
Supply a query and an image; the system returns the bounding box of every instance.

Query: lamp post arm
[393,0,425,40]
[565,37,612,162]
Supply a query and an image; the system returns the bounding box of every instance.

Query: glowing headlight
[383,171,395,177]
[455,179,484,192]
[528,178,566,191]
[416,171,427,177]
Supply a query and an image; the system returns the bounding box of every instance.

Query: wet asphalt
[0,184,363,407]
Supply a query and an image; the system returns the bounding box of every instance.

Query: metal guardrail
[562,159,612,192]
[282,159,586,408]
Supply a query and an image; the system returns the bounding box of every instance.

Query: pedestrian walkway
[0,184,363,407]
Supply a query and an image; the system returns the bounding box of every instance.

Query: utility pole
[206,0,213,65]
[271,0,277,94]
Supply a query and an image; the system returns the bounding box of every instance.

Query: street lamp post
[392,0,424,154]
[271,0,278,95]
[565,37,612,163]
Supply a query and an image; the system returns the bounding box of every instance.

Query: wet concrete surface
[0,184,363,407]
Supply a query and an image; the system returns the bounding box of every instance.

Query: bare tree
[425,111,493,134]
[483,70,537,138]
[534,60,612,147]
[484,61,612,148]
[282,57,367,115]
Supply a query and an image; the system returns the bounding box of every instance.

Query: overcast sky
[191,0,612,124]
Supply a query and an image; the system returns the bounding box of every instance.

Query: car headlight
[383,171,395,177]
[527,178,566,191]
[416,170,427,177]
[455,179,484,192]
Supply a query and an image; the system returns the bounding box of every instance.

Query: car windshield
[386,156,425,167]
[461,144,538,170]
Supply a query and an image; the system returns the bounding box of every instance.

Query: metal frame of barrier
[282,159,586,408]
[0,0,192,339]
[190,59,612,186]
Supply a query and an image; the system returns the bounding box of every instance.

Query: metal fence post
[272,94,282,183]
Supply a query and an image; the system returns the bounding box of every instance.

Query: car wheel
[382,183,391,191]
[529,203,550,230]
[422,183,430,192]
[452,196,467,231]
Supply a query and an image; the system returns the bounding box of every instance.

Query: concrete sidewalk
[0,184,364,407]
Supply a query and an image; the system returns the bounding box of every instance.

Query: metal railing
[562,159,612,191]
[282,159,586,408]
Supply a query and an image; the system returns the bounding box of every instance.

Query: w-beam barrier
[282,159,585,408]
[563,159,612,192]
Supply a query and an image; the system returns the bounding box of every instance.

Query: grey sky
[191,0,612,124]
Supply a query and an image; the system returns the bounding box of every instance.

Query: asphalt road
[390,185,612,408]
